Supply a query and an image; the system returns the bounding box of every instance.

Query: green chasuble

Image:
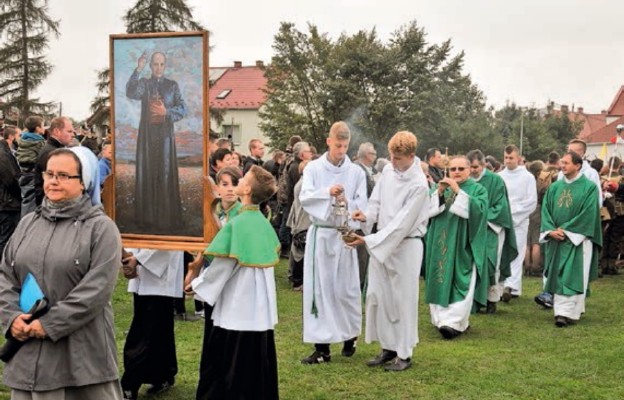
[204,205,281,268]
[476,169,518,284]
[541,175,602,295]
[425,179,489,307]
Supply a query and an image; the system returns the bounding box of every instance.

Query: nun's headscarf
[69,146,102,205]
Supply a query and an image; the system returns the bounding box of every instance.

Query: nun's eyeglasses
[42,171,81,182]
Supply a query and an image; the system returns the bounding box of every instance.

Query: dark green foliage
[259,21,489,157]
[123,0,204,34]
[0,0,59,125]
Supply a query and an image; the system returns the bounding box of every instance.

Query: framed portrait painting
[110,31,216,250]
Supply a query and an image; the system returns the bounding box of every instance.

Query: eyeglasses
[449,167,466,172]
[42,171,81,182]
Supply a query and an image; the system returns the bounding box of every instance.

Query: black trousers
[604,217,624,259]
[121,294,178,391]
[196,312,279,400]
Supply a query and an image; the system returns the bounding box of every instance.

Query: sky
[35,0,624,121]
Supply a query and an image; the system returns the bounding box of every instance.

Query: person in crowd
[373,158,390,182]
[16,116,45,217]
[425,155,488,339]
[425,147,444,183]
[263,150,285,181]
[499,145,537,301]
[120,250,183,400]
[33,117,74,207]
[349,131,430,371]
[601,157,623,275]
[352,142,377,290]
[0,126,22,259]
[540,151,602,327]
[98,141,113,186]
[467,149,517,314]
[190,165,280,399]
[209,148,232,181]
[229,151,243,170]
[545,151,561,176]
[286,160,311,291]
[278,141,312,258]
[485,155,501,172]
[525,160,551,276]
[0,147,123,398]
[243,139,265,174]
[299,121,367,364]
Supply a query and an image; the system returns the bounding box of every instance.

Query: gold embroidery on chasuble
[557,189,573,209]
[436,229,448,283]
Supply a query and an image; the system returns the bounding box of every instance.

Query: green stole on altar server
[541,175,602,296]
[477,169,518,284]
[425,179,489,308]
[204,205,281,268]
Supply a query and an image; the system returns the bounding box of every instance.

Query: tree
[124,0,204,33]
[259,21,490,155]
[0,0,59,125]
[89,0,205,129]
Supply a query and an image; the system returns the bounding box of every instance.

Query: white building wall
[210,108,272,158]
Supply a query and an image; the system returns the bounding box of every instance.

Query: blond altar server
[349,131,430,371]
[299,121,367,364]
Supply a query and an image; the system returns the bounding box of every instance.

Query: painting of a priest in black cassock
[126,51,187,234]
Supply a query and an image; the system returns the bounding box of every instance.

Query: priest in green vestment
[540,151,602,328]
[467,150,518,314]
[425,156,489,339]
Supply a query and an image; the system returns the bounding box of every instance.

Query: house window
[221,124,241,146]
[216,89,231,99]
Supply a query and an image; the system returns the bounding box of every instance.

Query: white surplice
[362,159,429,359]
[498,166,537,295]
[127,249,183,298]
[192,257,278,331]
[300,153,367,344]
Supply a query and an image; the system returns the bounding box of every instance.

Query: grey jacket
[0,195,122,391]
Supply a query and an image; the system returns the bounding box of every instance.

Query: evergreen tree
[0,0,59,125]
[124,0,204,33]
[90,0,205,128]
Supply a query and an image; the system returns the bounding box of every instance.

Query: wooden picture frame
[109,31,217,251]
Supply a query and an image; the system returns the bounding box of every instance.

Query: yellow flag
[599,143,608,160]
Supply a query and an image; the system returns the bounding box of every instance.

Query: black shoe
[301,351,331,364]
[438,326,461,340]
[555,315,568,327]
[341,338,357,357]
[146,378,174,395]
[123,389,138,400]
[486,301,497,314]
[501,287,513,303]
[384,357,412,372]
[366,349,397,367]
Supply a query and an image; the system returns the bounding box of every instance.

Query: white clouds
[32,0,624,120]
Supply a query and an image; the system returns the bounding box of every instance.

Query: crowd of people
[0,114,622,399]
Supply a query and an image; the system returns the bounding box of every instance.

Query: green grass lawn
[2,264,624,399]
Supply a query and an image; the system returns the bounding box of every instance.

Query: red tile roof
[209,66,267,110]
[606,85,624,115]
[585,116,624,143]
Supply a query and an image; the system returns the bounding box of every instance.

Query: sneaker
[292,285,303,292]
[195,310,205,319]
[384,357,412,372]
[554,315,569,328]
[534,292,553,309]
[123,389,138,400]
[301,350,331,364]
[146,378,175,395]
[341,338,357,357]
